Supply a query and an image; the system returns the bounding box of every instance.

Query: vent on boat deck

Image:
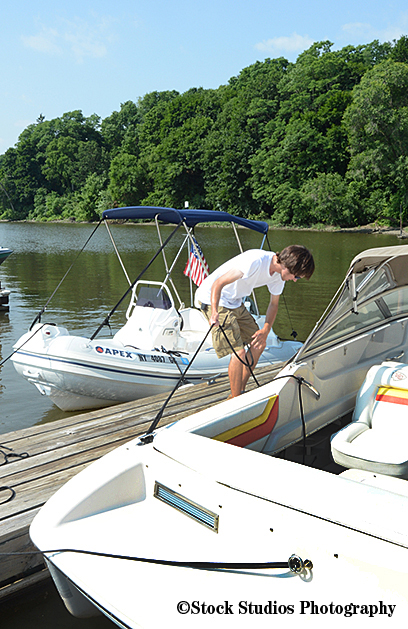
[154,482,219,533]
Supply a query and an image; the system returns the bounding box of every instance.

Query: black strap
[0,486,16,504]
[1,547,291,571]
[0,443,29,466]
[218,319,260,387]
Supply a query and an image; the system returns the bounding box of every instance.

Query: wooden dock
[0,365,279,602]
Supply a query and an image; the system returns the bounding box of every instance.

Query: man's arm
[209,268,244,326]
[251,293,280,351]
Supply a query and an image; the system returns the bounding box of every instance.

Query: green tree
[140,88,221,208]
[0,111,106,219]
[301,172,355,226]
[101,100,141,157]
[391,35,408,63]
[345,60,408,224]
[250,41,391,223]
[74,172,108,221]
[108,152,150,207]
[1,38,407,225]
[203,58,288,215]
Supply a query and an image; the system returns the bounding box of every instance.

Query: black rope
[297,377,307,461]
[0,548,295,572]
[0,323,46,368]
[218,320,260,387]
[90,221,183,341]
[142,304,272,441]
[281,292,298,340]
[268,374,319,464]
[141,324,215,442]
[30,219,103,330]
[0,486,15,504]
[142,315,268,443]
[159,346,188,381]
[142,315,308,442]
[265,233,298,341]
[142,308,282,441]
[0,443,29,466]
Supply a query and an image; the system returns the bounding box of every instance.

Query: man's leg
[228,348,246,397]
[241,343,264,392]
[234,306,263,394]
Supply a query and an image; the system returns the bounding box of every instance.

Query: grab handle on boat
[386,350,405,361]
[297,377,320,399]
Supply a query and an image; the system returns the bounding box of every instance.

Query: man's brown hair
[276,245,315,280]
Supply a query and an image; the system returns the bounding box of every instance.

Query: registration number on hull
[94,345,189,365]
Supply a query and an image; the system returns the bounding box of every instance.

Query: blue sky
[1,0,407,154]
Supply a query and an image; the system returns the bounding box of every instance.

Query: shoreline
[269,224,408,237]
[1,218,407,237]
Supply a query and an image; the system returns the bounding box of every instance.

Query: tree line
[1,36,408,227]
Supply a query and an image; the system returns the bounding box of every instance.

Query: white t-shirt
[195,249,285,309]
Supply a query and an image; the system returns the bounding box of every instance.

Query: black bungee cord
[217,318,260,387]
[0,547,312,573]
[265,233,299,341]
[0,322,47,368]
[0,486,16,504]
[159,346,189,382]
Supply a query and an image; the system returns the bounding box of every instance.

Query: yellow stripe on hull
[213,395,278,447]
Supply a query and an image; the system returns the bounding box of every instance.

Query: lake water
[0,220,403,627]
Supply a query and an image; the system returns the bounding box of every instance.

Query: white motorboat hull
[30,427,408,628]
[0,246,12,265]
[12,321,301,411]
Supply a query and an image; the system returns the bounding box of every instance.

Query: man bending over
[195,245,315,398]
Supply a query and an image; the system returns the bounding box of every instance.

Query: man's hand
[251,293,280,352]
[251,326,269,352]
[209,310,220,327]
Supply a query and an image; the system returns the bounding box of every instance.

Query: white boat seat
[331,361,408,478]
[179,307,209,334]
[114,305,181,351]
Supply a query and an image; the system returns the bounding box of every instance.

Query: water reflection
[2,579,114,628]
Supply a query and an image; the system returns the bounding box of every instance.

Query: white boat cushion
[114,305,181,351]
[331,362,408,477]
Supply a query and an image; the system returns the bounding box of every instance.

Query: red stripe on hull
[227,398,279,448]
[376,393,408,406]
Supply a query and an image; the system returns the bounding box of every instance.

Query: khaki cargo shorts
[201,303,259,359]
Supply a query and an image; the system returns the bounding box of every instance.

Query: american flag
[183,237,209,286]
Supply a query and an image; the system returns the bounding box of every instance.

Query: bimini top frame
[103,206,270,312]
[102,206,269,235]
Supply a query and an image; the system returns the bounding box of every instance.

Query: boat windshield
[298,261,408,356]
[136,284,172,310]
